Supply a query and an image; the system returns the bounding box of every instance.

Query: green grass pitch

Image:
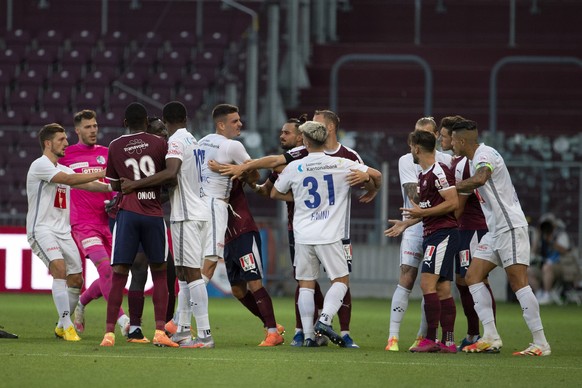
[1,293,581,387]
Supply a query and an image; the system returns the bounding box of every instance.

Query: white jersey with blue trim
[274,152,368,245]
[198,133,251,199]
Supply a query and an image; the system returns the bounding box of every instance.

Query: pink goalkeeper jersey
[59,142,113,226]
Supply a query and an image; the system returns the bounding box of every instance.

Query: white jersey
[166,128,209,222]
[26,155,74,238]
[398,150,452,239]
[274,152,368,244]
[470,143,528,237]
[198,133,251,199]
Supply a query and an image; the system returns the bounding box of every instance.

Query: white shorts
[28,232,83,275]
[473,227,531,269]
[400,235,423,268]
[171,219,208,269]
[295,240,349,281]
[203,197,228,260]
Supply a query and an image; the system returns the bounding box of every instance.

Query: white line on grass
[1,352,581,371]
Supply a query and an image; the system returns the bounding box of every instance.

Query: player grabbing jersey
[27,123,112,341]
[273,121,382,347]
[452,119,551,356]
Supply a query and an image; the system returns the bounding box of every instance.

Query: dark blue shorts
[456,229,487,277]
[111,209,168,265]
[422,228,459,281]
[224,231,264,285]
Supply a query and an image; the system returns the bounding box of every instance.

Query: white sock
[52,279,72,328]
[189,279,211,338]
[319,282,348,326]
[389,284,411,338]
[417,297,428,337]
[515,285,547,345]
[298,287,315,340]
[67,286,81,315]
[469,282,499,339]
[177,281,190,331]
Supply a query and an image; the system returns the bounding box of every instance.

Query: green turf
[1,293,581,387]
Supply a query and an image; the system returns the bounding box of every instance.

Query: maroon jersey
[225,179,259,244]
[418,162,458,237]
[325,143,363,163]
[106,132,167,217]
[451,156,487,231]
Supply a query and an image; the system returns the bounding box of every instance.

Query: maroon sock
[106,272,128,333]
[151,269,169,331]
[457,284,479,336]
[165,254,177,322]
[337,287,351,331]
[127,290,145,327]
[238,291,266,326]
[439,297,457,344]
[313,282,326,327]
[423,292,440,341]
[485,283,497,323]
[252,287,277,329]
[294,284,302,329]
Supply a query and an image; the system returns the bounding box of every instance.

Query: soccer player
[272,121,382,347]
[198,104,250,280]
[439,115,495,350]
[59,109,130,337]
[215,115,325,346]
[385,130,459,353]
[385,117,452,352]
[121,101,214,348]
[219,110,377,347]
[26,123,112,341]
[451,119,551,356]
[222,178,285,347]
[100,102,177,348]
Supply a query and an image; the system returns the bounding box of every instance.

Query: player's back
[167,128,208,221]
[285,152,364,244]
[106,132,167,217]
[60,142,112,226]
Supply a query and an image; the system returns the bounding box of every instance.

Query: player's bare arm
[455,193,470,220]
[456,165,492,193]
[52,170,105,186]
[270,187,294,202]
[402,182,419,203]
[384,217,420,237]
[73,180,112,193]
[120,158,180,194]
[219,154,287,180]
[355,167,382,203]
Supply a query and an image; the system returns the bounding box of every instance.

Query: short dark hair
[212,103,239,122]
[73,109,97,126]
[451,119,478,132]
[409,129,436,153]
[439,115,466,133]
[38,123,65,150]
[124,102,148,129]
[286,113,308,130]
[314,109,340,129]
[162,101,187,124]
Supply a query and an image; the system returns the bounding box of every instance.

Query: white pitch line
[1,352,581,371]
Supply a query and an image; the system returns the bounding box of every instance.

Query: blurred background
[0,0,580,300]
